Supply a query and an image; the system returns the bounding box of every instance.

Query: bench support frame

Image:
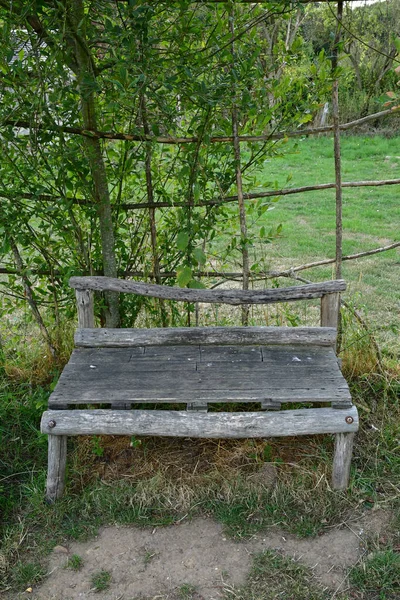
[332,432,355,491]
[43,407,358,501]
[47,435,67,503]
[44,279,357,502]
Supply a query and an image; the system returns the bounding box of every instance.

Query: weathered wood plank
[68,348,144,365]
[75,326,337,348]
[50,343,351,407]
[41,406,359,437]
[332,432,355,490]
[75,290,94,329]
[59,359,344,379]
[64,360,198,373]
[49,381,351,405]
[53,362,348,387]
[261,346,335,362]
[143,346,200,361]
[66,346,337,371]
[46,435,67,503]
[70,277,346,305]
[321,293,340,329]
[200,346,262,362]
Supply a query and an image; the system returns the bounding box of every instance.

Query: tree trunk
[9,237,57,358]
[230,11,250,325]
[67,0,120,327]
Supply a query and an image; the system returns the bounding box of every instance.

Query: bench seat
[48,343,352,407]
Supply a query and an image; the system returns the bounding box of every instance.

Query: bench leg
[46,435,67,503]
[332,432,355,490]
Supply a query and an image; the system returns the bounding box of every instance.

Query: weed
[130,435,142,448]
[65,554,83,571]
[178,582,198,599]
[230,550,330,599]
[349,549,400,599]
[90,436,104,457]
[143,549,157,566]
[10,561,46,590]
[91,569,111,592]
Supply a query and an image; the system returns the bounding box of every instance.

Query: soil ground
[21,510,390,600]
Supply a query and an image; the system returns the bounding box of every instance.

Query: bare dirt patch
[24,510,391,600]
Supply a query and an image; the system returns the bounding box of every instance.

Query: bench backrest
[69,276,345,338]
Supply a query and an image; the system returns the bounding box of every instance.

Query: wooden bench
[41,277,358,502]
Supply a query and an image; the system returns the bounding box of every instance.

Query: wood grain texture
[41,406,359,437]
[46,435,67,503]
[321,293,340,328]
[49,342,352,406]
[332,432,355,490]
[70,277,346,304]
[75,326,337,348]
[48,343,352,407]
[200,346,262,362]
[75,290,94,329]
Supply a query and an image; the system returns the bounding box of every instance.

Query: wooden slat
[54,364,347,385]
[65,360,198,373]
[261,346,334,362]
[321,293,340,329]
[332,432,356,490]
[49,377,351,405]
[41,406,359,437]
[67,346,336,367]
[200,346,262,362]
[70,277,346,305]
[75,326,337,348]
[143,346,200,361]
[75,289,94,328]
[49,342,351,407]
[46,435,67,502]
[68,348,144,365]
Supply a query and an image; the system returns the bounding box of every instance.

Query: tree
[0,0,335,338]
[302,0,400,119]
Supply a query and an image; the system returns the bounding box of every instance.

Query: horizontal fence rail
[4,106,399,145]
[2,178,400,212]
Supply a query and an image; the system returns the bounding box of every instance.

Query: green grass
[91,569,111,592]
[178,583,198,599]
[227,550,331,600]
[65,554,84,571]
[349,549,400,599]
[250,135,400,354]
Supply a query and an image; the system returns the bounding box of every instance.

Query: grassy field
[0,135,399,599]
[254,135,400,354]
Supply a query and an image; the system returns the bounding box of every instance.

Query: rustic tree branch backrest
[70,276,344,332]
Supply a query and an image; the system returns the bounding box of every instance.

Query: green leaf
[177,265,192,287]
[188,279,206,289]
[193,183,201,202]
[176,232,189,251]
[193,247,206,265]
